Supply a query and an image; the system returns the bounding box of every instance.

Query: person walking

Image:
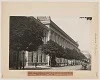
[81,60,88,70]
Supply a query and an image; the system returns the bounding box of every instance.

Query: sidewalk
[24,65,51,70]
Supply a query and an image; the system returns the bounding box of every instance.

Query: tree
[64,48,87,60]
[42,40,87,67]
[42,40,64,66]
[78,52,87,60]
[63,48,87,65]
[10,16,44,51]
[10,16,45,69]
[64,48,73,59]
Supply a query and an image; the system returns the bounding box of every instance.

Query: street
[23,65,83,70]
[49,65,82,70]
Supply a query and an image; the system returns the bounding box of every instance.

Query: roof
[34,16,79,47]
[50,20,79,47]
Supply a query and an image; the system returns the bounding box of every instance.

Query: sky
[51,16,92,54]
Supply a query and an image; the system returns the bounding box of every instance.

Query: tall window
[36,52,38,62]
[31,52,33,62]
[44,53,46,62]
[41,53,42,62]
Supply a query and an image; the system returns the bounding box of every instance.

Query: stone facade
[25,16,81,67]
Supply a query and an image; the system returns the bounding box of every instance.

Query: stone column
[37,50,40,64]
[53,32,55,42]
[44,31,46,44]
[42,53,44,63]
[59,37,61,46]
[74,60,76,65]
[33,51,37,65]
[46,28,51,66]
[25,51,28,67]
[47,28,51,42]
[57,35,59,44]
[47,54,50,66]
[71,60,73,65]
[67,59,69,66]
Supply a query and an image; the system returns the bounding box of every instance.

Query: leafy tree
[64,48,87,65]
[64,48,87,60]
[10,16,44,51]
[42,40,65,66]
[64,48,73,59]
[42,40,87,66]
[10,16,45,69]
[78,52,87,60]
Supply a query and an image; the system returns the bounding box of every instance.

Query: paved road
[49,65,82,70]
[24,65,83,70]
[10,64,91,70]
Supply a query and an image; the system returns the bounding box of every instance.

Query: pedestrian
[35,62,37,68]
[81,60,87,70]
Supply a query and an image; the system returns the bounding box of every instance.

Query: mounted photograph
[1,2,98,79]
[9,16,91,70]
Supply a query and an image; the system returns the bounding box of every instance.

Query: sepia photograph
[9,16,91,70]
[1,2,98,79]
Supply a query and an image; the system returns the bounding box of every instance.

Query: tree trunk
[64,59,65,66]
[16,51,19,69]
[67,59,68,66]
[35,51,38,68]
[49,54,52,67]
[22,53,24,69]
[75,60,77,65]
[71,60,72,66]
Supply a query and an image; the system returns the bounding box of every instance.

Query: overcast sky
[51,16,92,53]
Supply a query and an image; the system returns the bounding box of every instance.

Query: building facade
[25,16,80,67]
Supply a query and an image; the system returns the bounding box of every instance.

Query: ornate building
[25,16,80,67]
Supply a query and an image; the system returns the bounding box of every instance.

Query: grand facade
[25,16,81,67]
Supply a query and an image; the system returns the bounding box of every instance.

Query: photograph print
[9,16,91,70]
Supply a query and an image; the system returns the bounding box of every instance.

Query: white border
[0,0,99,80]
